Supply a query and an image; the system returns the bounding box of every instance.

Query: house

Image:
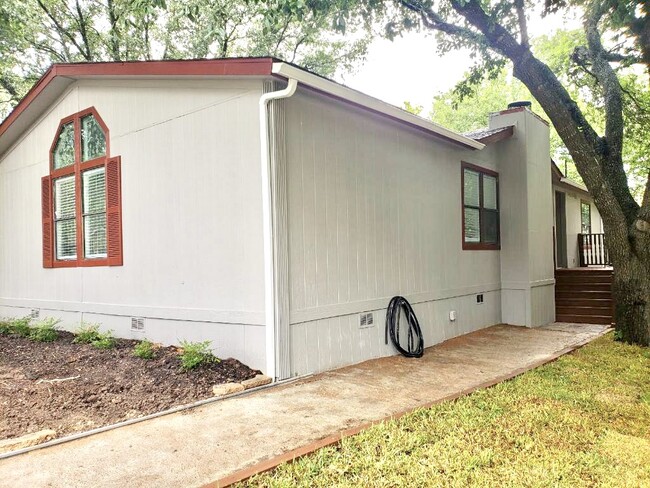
[0,58,557,380]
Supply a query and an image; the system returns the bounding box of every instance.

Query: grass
[240,333,650,488]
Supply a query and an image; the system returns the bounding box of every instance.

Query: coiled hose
[385,296,424,358]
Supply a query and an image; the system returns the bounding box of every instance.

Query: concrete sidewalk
[0,323,608,487]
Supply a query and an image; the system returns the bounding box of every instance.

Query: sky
[339,9,582,112]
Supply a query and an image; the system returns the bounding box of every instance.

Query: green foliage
[179,340,219,371]
[8,317,32,337]
[91,331,117,350]
[242,334,650,487]
[0,0,371,118]
[73,323,116,349]
[73,323,102,344]
[0,319,13,335]
[133,339,156,359]
[29,318,60,342]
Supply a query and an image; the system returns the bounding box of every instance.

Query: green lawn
[241,333,650,487]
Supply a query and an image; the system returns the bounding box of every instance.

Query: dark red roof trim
[0,58,274,139]
[496,106,550,126]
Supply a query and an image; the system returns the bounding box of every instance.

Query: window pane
[83,167,106,213]
[463,169,480,207]
[56,219,77,260]
[54,175,76,219]
[81,115,106,162]
[483,210,499,244]
[464,208,480,242]
[84,214,107,258]
[53,123,75,169]
[483,175,498,210]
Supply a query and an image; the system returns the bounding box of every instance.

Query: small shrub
[91,330,116,350]
[73,323,102,344]
[179,340,219,371]
[29,318,60,342]
[133,339,156,359]
[10,317,32,337]
[613,329,623,341]
[0,319,12,335]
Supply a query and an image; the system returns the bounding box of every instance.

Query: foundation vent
[359,312,374,328]
[131,317,145,332]
[30,309,40,319]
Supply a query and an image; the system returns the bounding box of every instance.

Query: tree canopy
[0,0,371,118]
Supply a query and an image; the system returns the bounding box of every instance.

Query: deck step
[556,283,612,292]
[556,306,613,316]
[555,298,613,308]
[555,314,613,325]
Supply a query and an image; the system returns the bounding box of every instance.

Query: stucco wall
[284,89,503,376]
[0,78,267,370]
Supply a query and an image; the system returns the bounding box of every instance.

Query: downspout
[259,78,298,381]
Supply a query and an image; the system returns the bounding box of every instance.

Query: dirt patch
[0,332,260,442]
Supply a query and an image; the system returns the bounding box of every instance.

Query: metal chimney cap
[508,101,532,109]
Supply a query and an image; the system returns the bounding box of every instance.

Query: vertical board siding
[0,78,268,371]
[285,90,502,376]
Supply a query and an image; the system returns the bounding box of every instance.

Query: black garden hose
[385,296,424,358]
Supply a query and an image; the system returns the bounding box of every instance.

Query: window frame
[46,107,113,268]
[580,200,592,234]
[461,161,501,251]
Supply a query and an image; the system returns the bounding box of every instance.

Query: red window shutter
[41,175,53,268]
[105,156,123,266]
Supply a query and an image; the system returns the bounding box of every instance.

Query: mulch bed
[0,332,260,441]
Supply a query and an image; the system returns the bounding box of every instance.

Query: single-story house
[0,58,558,380]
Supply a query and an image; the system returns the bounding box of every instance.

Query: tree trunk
[612,254,650,345]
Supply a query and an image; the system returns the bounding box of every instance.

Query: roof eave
[271,62,485,151]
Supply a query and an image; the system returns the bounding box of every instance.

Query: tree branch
[514,0,529,48]
[37,0,90,61]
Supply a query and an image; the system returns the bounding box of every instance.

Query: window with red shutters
[42,107,123,268]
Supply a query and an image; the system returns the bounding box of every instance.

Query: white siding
[0,78,267,370]
[284,90,502,376]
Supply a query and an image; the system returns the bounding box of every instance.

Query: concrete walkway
[0,323,608,487]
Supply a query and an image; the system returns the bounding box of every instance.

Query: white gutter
[271,62,485,151]
[259,78,298,381]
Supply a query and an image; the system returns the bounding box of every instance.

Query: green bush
[133,339,156,359]
[73,323,102,344]
[91,331,116,349]
[10,317,32,337]
[0,319,12,335]
[74,323,116,349]
[29,318,60,342]
[179,340,219,371]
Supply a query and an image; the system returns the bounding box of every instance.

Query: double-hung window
[462,162,500,250]
[42,107,123,267]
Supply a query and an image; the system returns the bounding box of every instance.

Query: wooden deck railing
[578,233,611,267]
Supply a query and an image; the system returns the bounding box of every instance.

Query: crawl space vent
[359,312,374,328]
[131,317,145,332]
[30,309,40,319]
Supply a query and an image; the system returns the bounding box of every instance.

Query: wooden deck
[555,267,614,325]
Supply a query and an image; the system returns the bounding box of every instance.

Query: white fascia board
[272,62,485,151]
[560,177,589,193]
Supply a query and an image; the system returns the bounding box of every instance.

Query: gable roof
[551,159,591,197]
[0,58,483,157]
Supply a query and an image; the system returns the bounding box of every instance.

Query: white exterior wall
[0,78,267,370]
[284,90,502,376]
[553,186,603,268]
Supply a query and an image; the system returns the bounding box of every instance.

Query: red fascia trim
[0,58,274,140]
[475,126,514,145]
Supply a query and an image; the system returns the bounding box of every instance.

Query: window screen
[463,164,499,249]
[54,175,77,260]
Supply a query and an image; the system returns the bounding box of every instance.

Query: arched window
[42,107,123,268]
